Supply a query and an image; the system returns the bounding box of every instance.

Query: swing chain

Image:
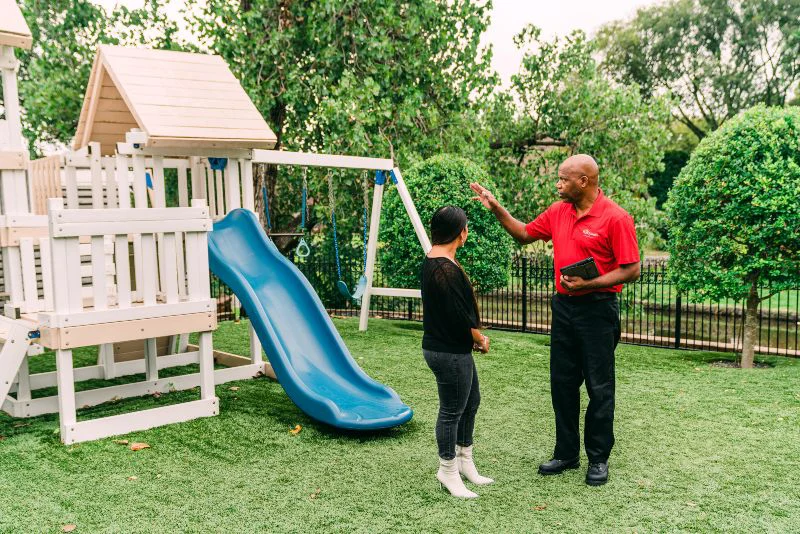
[327,170,336,218]
[327,171,343,280]
[361,171,369,272]
[362,170,370,211]
[300,167,308,231]
[294,167,311,259]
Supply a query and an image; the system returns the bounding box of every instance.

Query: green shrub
[379,155,513,292]
[665,105,800,367]
[666,105,800,300]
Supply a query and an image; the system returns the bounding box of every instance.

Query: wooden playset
[0,0,428,443]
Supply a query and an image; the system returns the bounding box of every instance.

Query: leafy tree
[188,0,495,253]
[649,150,691,210]
[665,105,800,368]
[379,155,513,291]
[485,26,672,249]
[14,0,181,155]
[597,0,800,141]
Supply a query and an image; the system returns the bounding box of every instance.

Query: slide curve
[207,208,413,430]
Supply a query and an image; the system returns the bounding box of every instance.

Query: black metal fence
[211,275,240,322]
[213,254,799,358]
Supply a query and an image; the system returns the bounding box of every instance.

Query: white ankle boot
[456,445,494,485]
[437,457,478,498]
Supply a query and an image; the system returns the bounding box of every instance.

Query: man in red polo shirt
[471,154,640,486]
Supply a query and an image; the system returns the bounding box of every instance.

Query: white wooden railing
[40,198,213,332]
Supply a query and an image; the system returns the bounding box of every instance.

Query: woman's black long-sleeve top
[421,257,480,354]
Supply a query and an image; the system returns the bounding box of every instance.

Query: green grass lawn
[1,318,798,533]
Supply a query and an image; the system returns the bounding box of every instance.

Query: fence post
[674,294,682,349]
[521,256,528,332]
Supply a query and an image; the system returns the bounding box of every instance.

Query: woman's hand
[473,334,490,354]
[471,328,490,354]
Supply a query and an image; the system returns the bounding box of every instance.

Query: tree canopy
[188,0,496,248]
[485,26,672,249]
[597,0,800,141]
[15,0,181,154]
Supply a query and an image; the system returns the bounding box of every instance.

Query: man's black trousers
[550,292,620,463]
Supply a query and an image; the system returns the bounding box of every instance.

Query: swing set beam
[252,149,393,171]
[251,149,430,332]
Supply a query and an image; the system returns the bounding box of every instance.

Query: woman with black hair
[421,205,493,499]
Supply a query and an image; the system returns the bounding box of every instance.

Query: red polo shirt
[525,190,640,295]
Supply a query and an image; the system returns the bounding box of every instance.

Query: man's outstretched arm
[470,182,535,245]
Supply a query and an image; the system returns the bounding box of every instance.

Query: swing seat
[266,231,305,237]
[352,275,367,299]
[337,275,367,300]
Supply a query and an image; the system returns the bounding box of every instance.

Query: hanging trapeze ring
[295,237,311,258]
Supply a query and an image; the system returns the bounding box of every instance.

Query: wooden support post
[103,157,118,208]
[392,168,432,252]
[203,162,215,218]
[15,356,31,402]
[359,168,429,332]
[214,169,224,216]
[249,323,262,364]
[152,156,167,294]
[115,154,131,209]
[177,164,189,207]
[64,165,79,209]
[18,238,37,312]
[55,348,77,443]
[131,154,146,300]
[144,338,158,382]
[241,159,254,211]
[2,247,22,308]
[0,46,24,150]
[225,158,241,211]
[359,175,386,331]
[39,238,53,311]
[88,143,104,209]
[100,343,116,380]
[198,331,214,400]
[178,333,189,353]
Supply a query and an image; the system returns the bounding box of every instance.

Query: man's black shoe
[585,462,609,486]
[538,457,580,475]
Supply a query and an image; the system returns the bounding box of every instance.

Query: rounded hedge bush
[379,155,513,292]
[665,104,800,301]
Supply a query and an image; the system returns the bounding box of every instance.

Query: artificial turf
[0,318,798,533]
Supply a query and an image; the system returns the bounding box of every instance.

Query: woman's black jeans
[423,349,481,460]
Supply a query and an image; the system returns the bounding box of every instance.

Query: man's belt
[555,292,617,303]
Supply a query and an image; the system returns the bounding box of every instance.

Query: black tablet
[559,257,600,279]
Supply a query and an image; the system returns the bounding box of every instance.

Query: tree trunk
[253,162,266,227]
[254,97,286,231]
[675,109,707,141]
[740,277,760,369]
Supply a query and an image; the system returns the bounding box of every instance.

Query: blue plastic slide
[207,209,413,430]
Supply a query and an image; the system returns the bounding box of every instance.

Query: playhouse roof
[0,0,32,49]
[73,46,277,155]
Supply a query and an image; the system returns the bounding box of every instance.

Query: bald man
[471,154,640,486]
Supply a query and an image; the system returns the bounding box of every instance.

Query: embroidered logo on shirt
[582,228,599,238]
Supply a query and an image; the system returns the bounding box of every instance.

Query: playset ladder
[0,316,35,402]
